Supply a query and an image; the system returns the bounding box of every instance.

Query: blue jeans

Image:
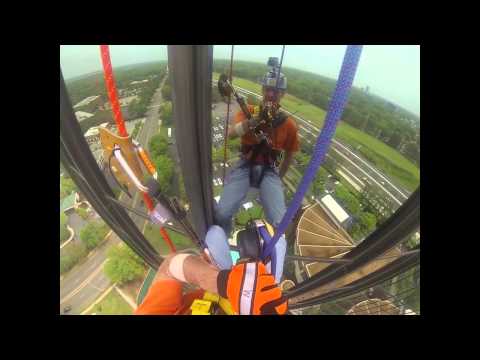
[212,159,287,282]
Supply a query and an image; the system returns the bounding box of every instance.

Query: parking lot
[211,101,240,148]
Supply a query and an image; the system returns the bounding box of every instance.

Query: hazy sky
[60,45,420,115]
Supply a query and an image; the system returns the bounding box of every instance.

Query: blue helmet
[260,57,287,90]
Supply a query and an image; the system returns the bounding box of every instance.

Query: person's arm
[278,151,294,179]
[135,254,220,315]
[155,253,220,293]
[228,117,257,139]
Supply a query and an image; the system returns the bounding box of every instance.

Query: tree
[358,212,377,235]
[311,169,329,196]
[334,184,360,217]
[295,152,311,172]
[161,83,172,101]
[60,212,69,243]
[149,133,169,158]
[387,130,403,150]
[60,243,87,274]
[212,146,230,163]
[153,155,174,195]
[128,99,140,118]
[104,244,146,285]
[76,207,89,220]
[80,221,109,251]
[404,141,420,165]
[60,177,77,199]
[159,101,173,126]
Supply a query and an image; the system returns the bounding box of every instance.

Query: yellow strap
[190,299,213,315]
[203,292,237,315]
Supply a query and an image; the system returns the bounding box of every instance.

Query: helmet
[260,57,287,90]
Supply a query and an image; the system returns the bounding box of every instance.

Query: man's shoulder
[284,116,298,132]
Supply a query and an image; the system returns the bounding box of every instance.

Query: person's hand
[217,261,288,315]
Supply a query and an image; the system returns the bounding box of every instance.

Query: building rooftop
[319,194,350,224]
[130,79,149,85]
[84,123,109,137]
[74,95,100,108]
[60,192,77,213]
[75,111,94,122]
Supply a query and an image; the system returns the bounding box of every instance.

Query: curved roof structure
[346,299,401,315]
[294,202,401,301]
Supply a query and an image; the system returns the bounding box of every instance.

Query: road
[60,75,167,315]
[213,81,414,210]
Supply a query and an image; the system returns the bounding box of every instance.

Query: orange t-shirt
[135,279,205,315]
[233,105,300,153]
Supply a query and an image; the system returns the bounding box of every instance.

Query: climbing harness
[217,53,289,188]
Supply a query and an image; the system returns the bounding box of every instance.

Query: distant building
[91,148,105,169]
[295,202,402,299]
[319,194,351,228]
[60,192,80,214]
[84,122,109,146]
[75,111,94,122]
[104,95,138,110]
[74,95,100,108]
[168,128,172,138]
[130,79,149,85]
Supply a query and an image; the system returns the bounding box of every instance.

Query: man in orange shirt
[135,252,287,315]
[214,58,300,283]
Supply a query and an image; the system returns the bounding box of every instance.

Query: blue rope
[262,45,363,260]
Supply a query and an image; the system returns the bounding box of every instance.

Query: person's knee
[204,225,232,270]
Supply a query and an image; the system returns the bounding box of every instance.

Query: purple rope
[262,45,363,260]
[258,226,276,274]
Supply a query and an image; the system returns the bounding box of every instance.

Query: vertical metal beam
[167,45,214,240]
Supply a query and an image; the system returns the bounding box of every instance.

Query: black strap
[271,111,288,128]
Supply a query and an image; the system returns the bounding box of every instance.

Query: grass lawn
[235,203,264,226]
[213,73,420,192]
[88,289,133,315]
[144,223,194,255]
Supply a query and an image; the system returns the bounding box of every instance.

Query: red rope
[100,45,128,137]
[99,45,176,253]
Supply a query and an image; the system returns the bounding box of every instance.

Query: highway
[60,75,167,315]
[213,80,414,209]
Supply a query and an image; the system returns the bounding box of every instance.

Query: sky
[60,45,420,116]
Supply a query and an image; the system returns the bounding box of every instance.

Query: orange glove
[217,261,288,315]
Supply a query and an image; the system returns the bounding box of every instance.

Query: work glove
[217,260,288,315]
